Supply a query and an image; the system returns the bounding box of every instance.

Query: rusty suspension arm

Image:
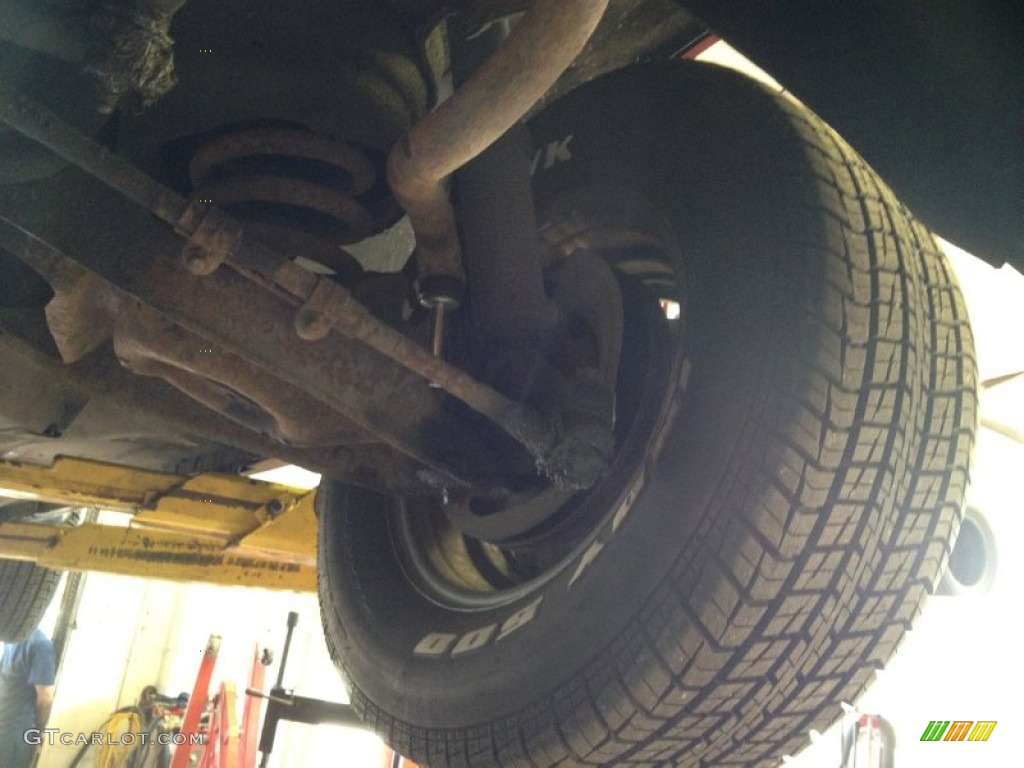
[0,0,614,486]
[0,84,555,482]
[0,194,500,492]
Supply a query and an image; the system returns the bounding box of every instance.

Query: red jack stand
[201,682,239,768]
[183,642,268,768]
[239,645,268,768]
[171,634,221,768]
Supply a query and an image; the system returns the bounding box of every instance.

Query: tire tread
[0,558,61,642]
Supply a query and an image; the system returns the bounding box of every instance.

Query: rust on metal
[292,266,555,455]
[0,82,561,487]
[0,305,425,498]
[192,176,374,239]
[0,82,191,223]
[293,276,344,342]
[176,201,243,275]
[189,129,377,197]
[188,127,390,252]
[386,0,610,294]
[113,300,371,447]
[244,222,362,279]
[0,182,511,489]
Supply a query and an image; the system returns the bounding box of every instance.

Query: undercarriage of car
[0,1,986,765]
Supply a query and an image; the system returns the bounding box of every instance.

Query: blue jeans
[0,725,34,768]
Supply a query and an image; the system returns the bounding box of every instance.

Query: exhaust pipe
[938,506,998,596]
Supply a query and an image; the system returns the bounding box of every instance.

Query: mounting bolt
[266,499,285,518]
[293,306,332,341]
[177,203,240,275]
[294,276,340,341]
[182,243,214,275]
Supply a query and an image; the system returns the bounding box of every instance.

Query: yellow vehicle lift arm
[0,457,318,591]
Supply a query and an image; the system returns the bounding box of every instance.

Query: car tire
[0,558,61,642]
[318,61,977,767]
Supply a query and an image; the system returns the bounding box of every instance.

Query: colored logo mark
[920,720,997,742]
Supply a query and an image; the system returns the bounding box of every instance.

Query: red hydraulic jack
[171,634,220,768]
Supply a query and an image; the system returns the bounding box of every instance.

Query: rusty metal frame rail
[0,83,555,472]
[0,208,501,492]
[0,457,317,591]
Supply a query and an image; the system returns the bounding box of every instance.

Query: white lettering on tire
[531,135,574,175]
[568,539,605,588]
[496,596,543,642]
[452,625,497,656]
[413,632,457,657]
[413,597,543,657]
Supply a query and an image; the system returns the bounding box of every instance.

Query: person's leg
[0,727,35,768]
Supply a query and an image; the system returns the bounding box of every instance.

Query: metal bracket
[293,276,345,341]
[175,202,243,276]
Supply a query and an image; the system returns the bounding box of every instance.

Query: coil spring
[189,127,398,274]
